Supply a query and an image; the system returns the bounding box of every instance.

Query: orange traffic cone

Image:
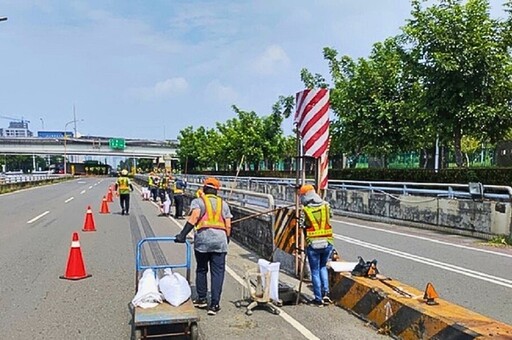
[100,196,110,214]
[82,206,96,232]
[60,232,92,280]
[107,189,113,202]
[423,282,439,305]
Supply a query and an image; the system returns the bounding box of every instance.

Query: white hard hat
[121,169,128,176]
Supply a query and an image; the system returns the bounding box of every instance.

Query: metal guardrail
[133,174,275,210]
[0,173,62,185]
[183,175,512,202]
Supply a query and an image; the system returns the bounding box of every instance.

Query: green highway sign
[109,138,126,150]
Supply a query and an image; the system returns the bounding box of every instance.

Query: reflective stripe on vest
[118,177,129,191]
[304,204,333,242]
[196,194,226,231]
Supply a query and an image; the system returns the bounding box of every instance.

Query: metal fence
[0,173,62,185]
[183,175,512,202]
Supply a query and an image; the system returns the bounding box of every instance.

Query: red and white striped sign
[294,88,330,158]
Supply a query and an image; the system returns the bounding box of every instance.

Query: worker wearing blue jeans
[307,243,333,305]
[299,184,334,306]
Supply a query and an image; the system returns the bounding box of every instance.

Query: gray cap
[301,190,324,206]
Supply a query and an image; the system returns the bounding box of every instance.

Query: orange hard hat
[204,177,220,190]
[299,184,315,195]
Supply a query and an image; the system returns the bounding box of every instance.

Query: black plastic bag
[351,256,378,277]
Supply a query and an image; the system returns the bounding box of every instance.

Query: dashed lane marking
[88,186,93,189]
[27,211,50,224]
[80,190,86,194]
[65,197,74,203]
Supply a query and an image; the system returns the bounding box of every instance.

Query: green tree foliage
[322,37,425,165]
[403,0,512,167]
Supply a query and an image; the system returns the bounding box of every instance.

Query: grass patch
[486,234,512,247]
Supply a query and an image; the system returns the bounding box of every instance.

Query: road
[331,216,512,325]
[0,178,386,340]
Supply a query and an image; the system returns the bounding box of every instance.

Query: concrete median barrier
[329,271,512,339]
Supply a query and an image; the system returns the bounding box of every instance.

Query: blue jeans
[306,244,333,302]
[195,251,226,307]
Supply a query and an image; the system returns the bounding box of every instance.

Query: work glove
[174,233,186,243]
[174,222,195,243]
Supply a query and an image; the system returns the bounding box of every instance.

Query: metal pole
[63,135,67,175]
[73,105,77,138]
[295,127,301,277]
[434,134,439,172]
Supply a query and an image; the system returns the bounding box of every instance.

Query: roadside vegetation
[176,0,512,175]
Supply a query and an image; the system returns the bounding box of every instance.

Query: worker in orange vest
[174,177,232,316]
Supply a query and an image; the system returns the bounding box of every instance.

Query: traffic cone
[82,206,96,232]
[60,232,92,280]
[423,282,439,305]
[100,196,110,214]
[107,188,113,202]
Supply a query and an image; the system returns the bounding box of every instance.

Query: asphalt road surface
[330,215,512,326]
[0,178,388,340]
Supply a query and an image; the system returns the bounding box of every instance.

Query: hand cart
[132,237,199,339]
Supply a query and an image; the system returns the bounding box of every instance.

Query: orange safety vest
[304,204,333,243]
[196,194,226,231]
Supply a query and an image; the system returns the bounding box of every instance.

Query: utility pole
[73,105,77,137]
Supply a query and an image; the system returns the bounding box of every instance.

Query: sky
[0,0,507,141]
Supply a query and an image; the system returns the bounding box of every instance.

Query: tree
[403,0,512,167]
[322,37,425,166]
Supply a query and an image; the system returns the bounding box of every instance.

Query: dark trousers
[195,251,226,307]
[120,194,130,213]
[150,187,158,201]
[174,194,184,218]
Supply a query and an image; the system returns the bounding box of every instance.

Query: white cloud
[253,44,290,75]
[205,80,238,104]
[130,77,189,100]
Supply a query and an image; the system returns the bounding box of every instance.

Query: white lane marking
[332,219,512,259]
[80,190,86,194]
[334,234,512,289]
[163,191,320,340]
[88,186,93,189]
[225,266,320,340]
[27,211,50,224]
[65,197,74,203]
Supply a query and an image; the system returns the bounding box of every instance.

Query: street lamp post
[63,119,83,175]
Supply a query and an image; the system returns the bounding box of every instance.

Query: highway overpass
[0,137,178,158]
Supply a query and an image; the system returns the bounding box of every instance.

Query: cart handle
[135,237,192,273]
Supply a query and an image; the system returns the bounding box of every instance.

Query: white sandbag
[161,194,171,214]
[159,268,191,307]
[329,261,358,272]
[141,187,150,200]
[131,269,162,309]
[258,259,280,302]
